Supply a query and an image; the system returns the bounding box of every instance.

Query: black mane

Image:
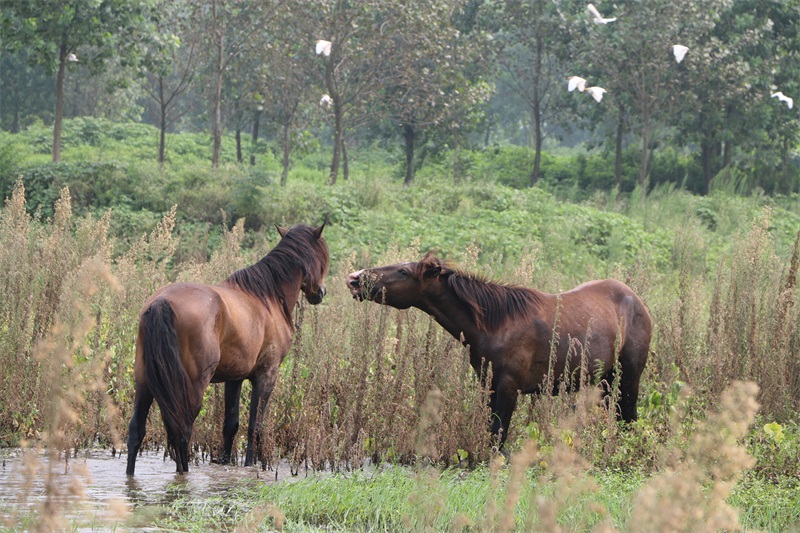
[443,268,540,332]
[225,224,329,323]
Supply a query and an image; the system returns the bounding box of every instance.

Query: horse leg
[219,379,243,464]
[489,377,519,449]
[244,372,278,467]
[618,349,645,422]
[126,383,154,476]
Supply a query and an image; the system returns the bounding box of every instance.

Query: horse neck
[416,286,483,348]
[228,256,305,322]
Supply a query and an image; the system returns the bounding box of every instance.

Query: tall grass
[0,178,799,529]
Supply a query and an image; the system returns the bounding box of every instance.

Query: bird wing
[316,40,332,56]
[673,45,688,63]
[587,4,603,19]
[568,76,586,92]
[587,87,606,102]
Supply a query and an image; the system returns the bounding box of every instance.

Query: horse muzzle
[347,270,368,301]
[305,285,326,305]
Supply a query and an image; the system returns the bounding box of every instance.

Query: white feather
[586,86,607,102]
[772,91,794,109]
[568,76,587,92]
[315,39,332,57]
[672,45,689,63]
[587,4,616,24]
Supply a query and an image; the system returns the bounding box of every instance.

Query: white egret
[67,53,79,62]
[568,76,587,92]
[320,94,333,107]
[771,91,793,109]
[315,39,332,57]
[586,86,606,102]
[672,45,689,63]
[587,4,616,24]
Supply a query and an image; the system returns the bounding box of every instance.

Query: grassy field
[1,120,800,530]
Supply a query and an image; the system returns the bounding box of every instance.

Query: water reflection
[0,448,294,529]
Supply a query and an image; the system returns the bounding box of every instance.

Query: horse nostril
[347,271,362,288]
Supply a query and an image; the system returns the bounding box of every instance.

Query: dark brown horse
[347,254,651,447]
[126,223,329,475]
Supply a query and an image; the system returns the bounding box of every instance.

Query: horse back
[138,282,291,384]
[493,279,650,392]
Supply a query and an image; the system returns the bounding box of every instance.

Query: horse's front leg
[218,379,243,464]
[489,375,519,450]
[244,371,279,467]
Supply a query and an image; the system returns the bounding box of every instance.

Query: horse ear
[314,221,326,239]
[275,224,288,237]
[424,264,442,278]
[421,254,442,278]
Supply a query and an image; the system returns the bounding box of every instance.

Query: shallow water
[0,448,301,530]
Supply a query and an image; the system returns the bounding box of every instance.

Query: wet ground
[0,448,301,530]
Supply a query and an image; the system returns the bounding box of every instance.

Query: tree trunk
[53,43,67,163]
[342,136,349,181]
[235,127,242,163]
[403,123,415,185]
[211,0,224,168]
[615,107,624,191]
[281,121,291,186]
[329,104,342,184]
[529,25,543,188]
[701,140,714,195]
[158,75,167,167]
[324,53,342,184]
[250,109,261,166]
[638,124,650,190]
[530,107,542,187]
[453,128,461,184]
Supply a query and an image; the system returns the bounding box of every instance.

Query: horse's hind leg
[126,383,154,476]
[218,379,243,464]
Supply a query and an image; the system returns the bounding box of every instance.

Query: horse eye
[398,268,408,276]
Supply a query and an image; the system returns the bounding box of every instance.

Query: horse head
[347,253,443,309]
[276,223,329,305]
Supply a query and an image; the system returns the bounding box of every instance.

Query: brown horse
[347,254,651,447]
[126,223,329,475]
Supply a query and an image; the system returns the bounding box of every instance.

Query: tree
[192,0,284,168]
[141,0,199,166]
[581,0,721,190]
[0,49,53,133]
[379,0,493,184]
[257,28,318,185]
[306,0,396,184]
[0,0,157,162]
[673,0,797,193]
[497,0,568,186]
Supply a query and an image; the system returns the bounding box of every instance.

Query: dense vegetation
[1,119,800,530]
[2,0,800,193]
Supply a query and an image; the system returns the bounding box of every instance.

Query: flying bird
[67,53,79,62]
[320,94,333,107]
[587,4,616,24]
[315,39,332,57]
[568,76,587,92]
[771,91,793,109]
[586,86,607,102]
[672,45,689,63]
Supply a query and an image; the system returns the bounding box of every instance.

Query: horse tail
[140,298,193,472]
